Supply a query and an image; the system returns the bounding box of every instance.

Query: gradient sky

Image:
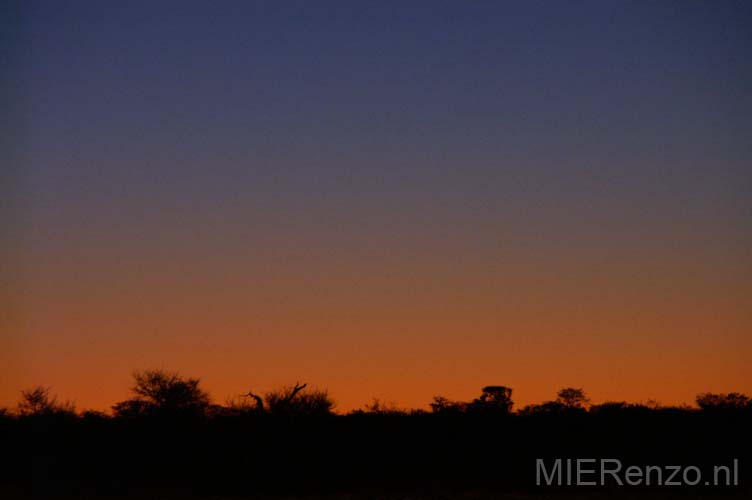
[2,1,751,412]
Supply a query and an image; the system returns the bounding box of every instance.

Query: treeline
[2,370,750,498]
[3,368,751,419]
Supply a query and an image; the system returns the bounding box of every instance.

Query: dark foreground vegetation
[2,370,750,499]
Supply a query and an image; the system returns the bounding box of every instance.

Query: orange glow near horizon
[3,210,750,413]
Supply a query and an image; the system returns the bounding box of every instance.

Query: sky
[2,1,751,412]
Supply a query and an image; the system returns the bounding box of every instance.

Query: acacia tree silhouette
[112,369,211,418]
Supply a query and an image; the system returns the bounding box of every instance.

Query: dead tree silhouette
[242,390,265,412]
[243,382,308,413]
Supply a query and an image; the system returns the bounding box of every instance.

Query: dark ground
[1,408,750,498]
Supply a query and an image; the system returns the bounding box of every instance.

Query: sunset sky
[2,1,751,412]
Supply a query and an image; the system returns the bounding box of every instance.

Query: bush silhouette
[696,392,750,412]
[112,369,211,418]
[517,400,567,416]
[429,395,466,414]
[589,401,651,416]
[430,386,514,415]
[237,382,335,416]
[358,398,407,416]
[518,388,590,416]
[264,382,334,416]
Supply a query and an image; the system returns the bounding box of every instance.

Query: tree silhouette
[112,369,210,418]
[469,385,514,414]
[556,387,589,409]
[17,386,75,417]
